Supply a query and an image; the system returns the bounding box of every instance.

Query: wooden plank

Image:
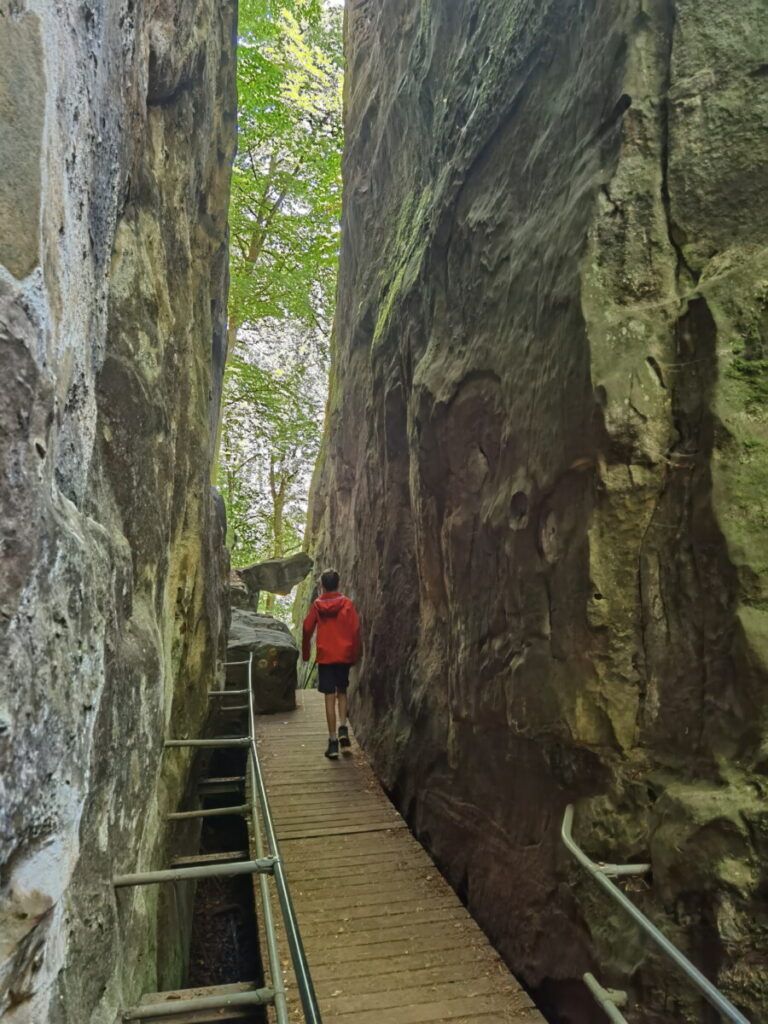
[134,1009,253,1023]
[276,813,402,831]
[170,849,248,868]
[199,776,246,785]
[274,813,398,830]
[132,981,263,1022]
[282,835,425,858]
[289,860,432,884]
[298,906,469,940]
[195,783,244,796]
[268,796,394,813]
[280,844,416,866]
[303,929,493,966]
[308,945,498,983]
[306,959,503,996]
[283,849,435,881]
[273,807,401,826]
[295,882,458,910]
[138,981,256,1002]
[287,861,430,886]
[325,992,535,1024]
[328,977,526,1015]
[279,821,408,840]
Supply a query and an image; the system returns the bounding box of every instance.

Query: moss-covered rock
[0,2,236,1020]
[306,1,768,1021]
[227,610,298,714]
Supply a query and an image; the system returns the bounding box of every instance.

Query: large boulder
[234,552,313,610]
[230,553,313,612]
[227,609,298,713]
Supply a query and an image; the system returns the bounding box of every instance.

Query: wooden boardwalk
[255,689,544,1024]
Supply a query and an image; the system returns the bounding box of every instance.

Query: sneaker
[338,725,351,752]
[324,739,339,759]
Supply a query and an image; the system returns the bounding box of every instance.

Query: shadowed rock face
[0,1,235,1020]
[306,1,768,1021]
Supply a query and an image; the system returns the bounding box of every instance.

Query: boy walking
[302,569,361,759]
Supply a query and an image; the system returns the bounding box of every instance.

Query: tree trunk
[226,315,238,359]
[265,457,288,614]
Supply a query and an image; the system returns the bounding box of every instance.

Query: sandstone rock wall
[0,1,235,1020]
[307,2,768,1020]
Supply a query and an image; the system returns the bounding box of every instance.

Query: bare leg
[337,691,348,726]
[324,692,337,736]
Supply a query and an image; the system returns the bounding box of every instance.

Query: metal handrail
[583,973,629,1024]
[562,805,751,1024]
[118,659,318,1022]
[243,683,288,1024]
[236,652,323,1024]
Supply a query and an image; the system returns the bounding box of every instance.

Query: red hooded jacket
[302,591,360,664]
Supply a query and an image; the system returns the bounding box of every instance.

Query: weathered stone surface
[227,610,298,714]
[0,1,235,1021]
[229,569,253,610]
[237,552,313,599]
[306,2,768,1021]
[0,11,44,278]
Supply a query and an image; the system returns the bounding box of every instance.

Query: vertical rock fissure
[658,0,699,290]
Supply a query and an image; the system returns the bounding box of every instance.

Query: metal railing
[115,652,322,1023]
[243,650,322,1024]
[561,804,751,1024]
[583,972,629,1024]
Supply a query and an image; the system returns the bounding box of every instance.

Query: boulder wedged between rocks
[232,552,313,611]
[226,609,297,713]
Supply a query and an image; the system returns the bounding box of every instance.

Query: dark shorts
[317,663,351,694]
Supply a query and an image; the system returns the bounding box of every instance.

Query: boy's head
[320,569,340,593]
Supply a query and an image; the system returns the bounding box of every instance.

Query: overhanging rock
[232,552,313,611]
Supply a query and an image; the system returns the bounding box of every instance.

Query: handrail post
[583,973,629,1024]
[561,806,751,1024]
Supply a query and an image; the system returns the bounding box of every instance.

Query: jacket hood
[314,593,346,618]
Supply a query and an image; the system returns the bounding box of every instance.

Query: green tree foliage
[220,336,325,567]
[228,0,342,344]
[218,0,342,600]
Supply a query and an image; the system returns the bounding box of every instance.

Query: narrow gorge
[1,2,766,1024]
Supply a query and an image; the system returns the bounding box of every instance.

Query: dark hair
[321,569,340,591]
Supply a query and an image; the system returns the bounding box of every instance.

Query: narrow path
[256,689,544,1024]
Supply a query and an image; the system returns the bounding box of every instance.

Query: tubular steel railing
[115,652,321,1023]
[561,804,751,1024]
[583,972,629,1024]
[244,650,322,1024]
